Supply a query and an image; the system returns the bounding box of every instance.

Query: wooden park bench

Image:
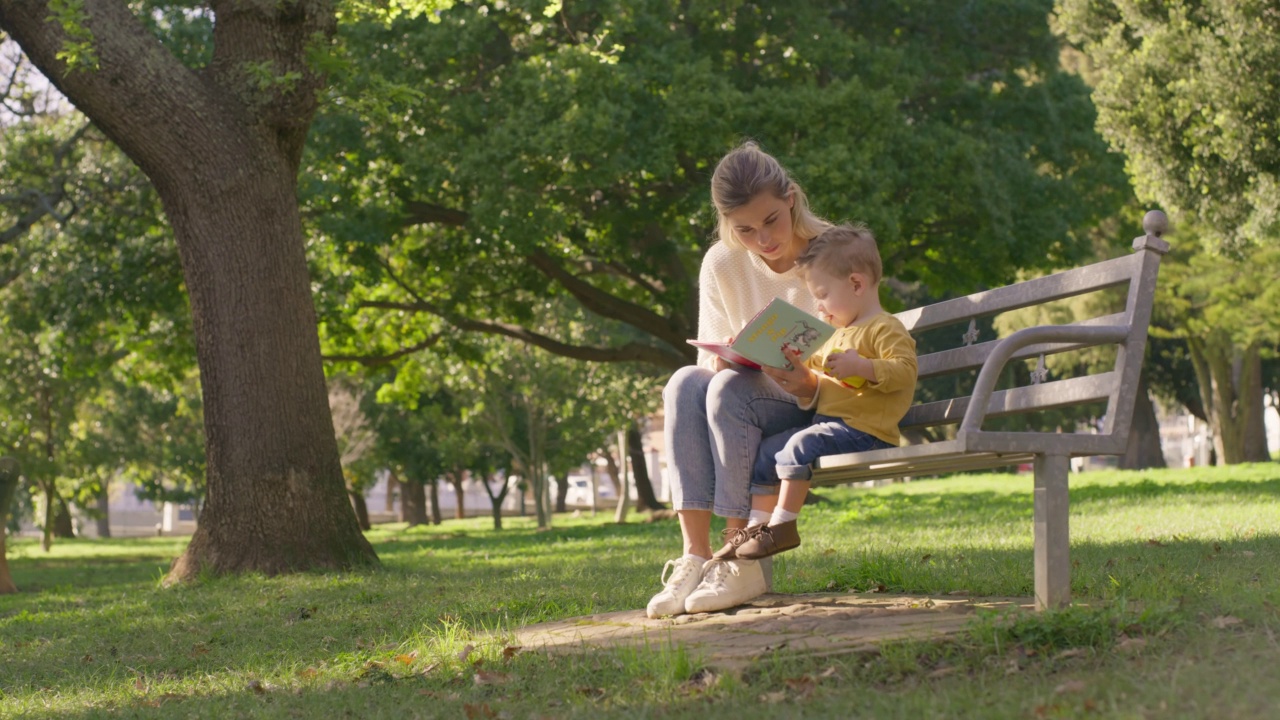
[808,211,1171,611]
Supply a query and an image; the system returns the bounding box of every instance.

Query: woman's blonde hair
[710,140,830,250]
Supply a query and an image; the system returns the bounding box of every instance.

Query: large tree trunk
[400,476,429,526]
[627,423,666,511]
[0,0,377,580]
[0,458,19,594]
[1120,374,1167,470]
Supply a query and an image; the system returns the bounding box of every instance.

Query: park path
[512,592,1033,670]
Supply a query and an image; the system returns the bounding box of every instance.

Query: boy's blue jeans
[752,414,893,490]
[663,366,814,518]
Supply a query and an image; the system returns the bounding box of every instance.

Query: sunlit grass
[2,465,1278,718]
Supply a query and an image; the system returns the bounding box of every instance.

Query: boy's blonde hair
[710,140,831,249]
[795,223,882,285]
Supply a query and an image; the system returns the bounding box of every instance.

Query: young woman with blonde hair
[648,141,831,617]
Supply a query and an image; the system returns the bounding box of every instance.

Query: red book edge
[686,340,763,370]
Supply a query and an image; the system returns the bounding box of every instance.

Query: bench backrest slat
[916,312,1128,380]
[902,371,1118,430]
[896,252,1141,333]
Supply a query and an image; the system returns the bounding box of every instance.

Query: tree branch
[322,332,444,367]
[357,300,690,369]
[401,200,469,228]
[526,248,688,348]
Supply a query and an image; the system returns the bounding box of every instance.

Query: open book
[688,297,836,370]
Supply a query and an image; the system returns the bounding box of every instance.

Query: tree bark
[0,0,378,579]
[401,477,429,527]
[428,480,442,525]
[1120,374,1167,470]
[448,469,466,520]
[554,473,569,514]
[0,458,19,594]
[1241,351,1270,462]
[1188,334,1262,465]
[627,422,666,511]
[52,494,75,539]
[349,491,371,531]
[95,483,111,539]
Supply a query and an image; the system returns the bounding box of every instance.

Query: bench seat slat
[896,253,1139,333]
[902,371,1118,429]
[917,313,1128,379]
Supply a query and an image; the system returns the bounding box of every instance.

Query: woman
[648,141,831,617]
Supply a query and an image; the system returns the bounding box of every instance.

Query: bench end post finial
[1133,210,1171,254]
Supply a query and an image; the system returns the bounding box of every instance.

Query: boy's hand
[823,349,864,381]
[762,348,817,399]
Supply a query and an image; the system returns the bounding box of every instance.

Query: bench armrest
[959,324,1130,435]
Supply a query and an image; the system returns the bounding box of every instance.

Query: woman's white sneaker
[645,556,706,618]
[683,558,766,614]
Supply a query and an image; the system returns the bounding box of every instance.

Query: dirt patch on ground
[512,592,1033,670]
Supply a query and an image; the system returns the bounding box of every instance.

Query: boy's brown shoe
[711,526,755,560]
[735,520,801,559]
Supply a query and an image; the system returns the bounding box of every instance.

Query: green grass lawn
[2,464,1278,719]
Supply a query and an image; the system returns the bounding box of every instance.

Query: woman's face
[725,192,796,266]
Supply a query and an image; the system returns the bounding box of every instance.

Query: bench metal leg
[1033,454,1070,610]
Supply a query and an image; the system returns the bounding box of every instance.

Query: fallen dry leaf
[784,676,817,697]
[760,690,788,703]
[1211,615,1244,629]
[297,668,319,679]
[1054,648,1088,660]
[473,670,509,686]
[502,645,522,661]
[420,662,441,676]
[458,643,475,662]
[394,653,417,666]
[1116,637,1147,653]
[817,666,838,679]
[463,702,496,719]
[1053,680,1087,695]
[927,666,960,679]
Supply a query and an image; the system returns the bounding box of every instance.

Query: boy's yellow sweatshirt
[804,312,917,445]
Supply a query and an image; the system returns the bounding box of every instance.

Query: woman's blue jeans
[662,366,814,519]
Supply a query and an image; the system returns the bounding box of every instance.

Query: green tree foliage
[0,105,198,544]
[309,0,1129,370]
[1054,1,1280,463]
[1053,0,1280,248]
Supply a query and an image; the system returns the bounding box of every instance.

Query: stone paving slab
[512,592,1034,670]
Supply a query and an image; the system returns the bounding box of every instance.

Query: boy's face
[806,265,872,327]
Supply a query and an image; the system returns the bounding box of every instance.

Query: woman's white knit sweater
[696,242,819,370]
